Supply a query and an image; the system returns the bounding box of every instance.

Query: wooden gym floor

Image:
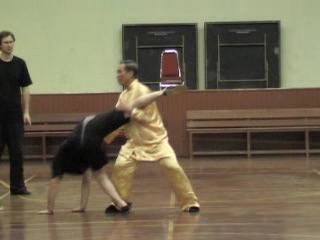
[1,156,320,240]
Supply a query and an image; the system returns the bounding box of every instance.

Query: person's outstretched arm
[38,177,61,214]
[129,86,187,110]
[131,89,165,109]
[116,89,165,115]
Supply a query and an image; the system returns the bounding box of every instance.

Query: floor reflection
[9,197,25,240]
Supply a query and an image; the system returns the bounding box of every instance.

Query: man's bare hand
[24,113,32,126]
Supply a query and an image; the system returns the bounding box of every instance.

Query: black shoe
[119,202,132,213]
[105,204,120,214]
[10,188,31,195]
[188,206,200,213]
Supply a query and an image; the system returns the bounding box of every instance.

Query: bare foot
[115,201,127,211]
[38,209,54,215]
[71,208,86,213]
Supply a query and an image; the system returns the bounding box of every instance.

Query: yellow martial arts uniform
[112,79,199,210]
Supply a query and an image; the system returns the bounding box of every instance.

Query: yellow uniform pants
[112,149,199,211]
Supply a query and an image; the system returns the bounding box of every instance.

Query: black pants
[0,106,26,191]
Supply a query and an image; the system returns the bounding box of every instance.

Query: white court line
[25,174,38,182]
[169,191,175,208]
[0,192,10,201]
[312,168,320,176]
[0,174,38,201]
[3,220,286,227]
[5,225,320,239]
[167,220,174,240]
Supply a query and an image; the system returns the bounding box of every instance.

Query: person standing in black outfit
[0,31,32,195]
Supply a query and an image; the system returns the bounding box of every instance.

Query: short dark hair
[0,31,15,45]
[121,60,139,78]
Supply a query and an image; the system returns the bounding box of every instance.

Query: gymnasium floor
[1,156,320,240]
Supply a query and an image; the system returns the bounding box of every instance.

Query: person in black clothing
[38,87,185,215]
[0,31,32,195]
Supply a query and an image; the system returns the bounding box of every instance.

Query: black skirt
[51,110,129,178]
[52,120,108,178]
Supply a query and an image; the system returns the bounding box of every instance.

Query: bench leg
[189,132,193,161]
[42,135,46,164]
[247,131,251,158]
[305,130,310,158]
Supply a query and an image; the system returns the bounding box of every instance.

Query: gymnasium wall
[0,0,320,93]
[31,88,320,157]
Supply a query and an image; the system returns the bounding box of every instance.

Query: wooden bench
[23,113,89,162]
[187,108,320,159]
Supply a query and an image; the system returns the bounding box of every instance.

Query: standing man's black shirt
[0,56,32,107]
[0,55,32,193]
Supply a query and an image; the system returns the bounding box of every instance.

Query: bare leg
[72,170,91,213]
[94,168,127,209]
[38,177,61,214]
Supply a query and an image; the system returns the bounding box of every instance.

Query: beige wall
[0,0,319,93]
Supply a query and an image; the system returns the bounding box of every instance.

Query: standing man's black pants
[0,106,26,191]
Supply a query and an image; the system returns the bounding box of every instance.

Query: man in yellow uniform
[105,60,200,213]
